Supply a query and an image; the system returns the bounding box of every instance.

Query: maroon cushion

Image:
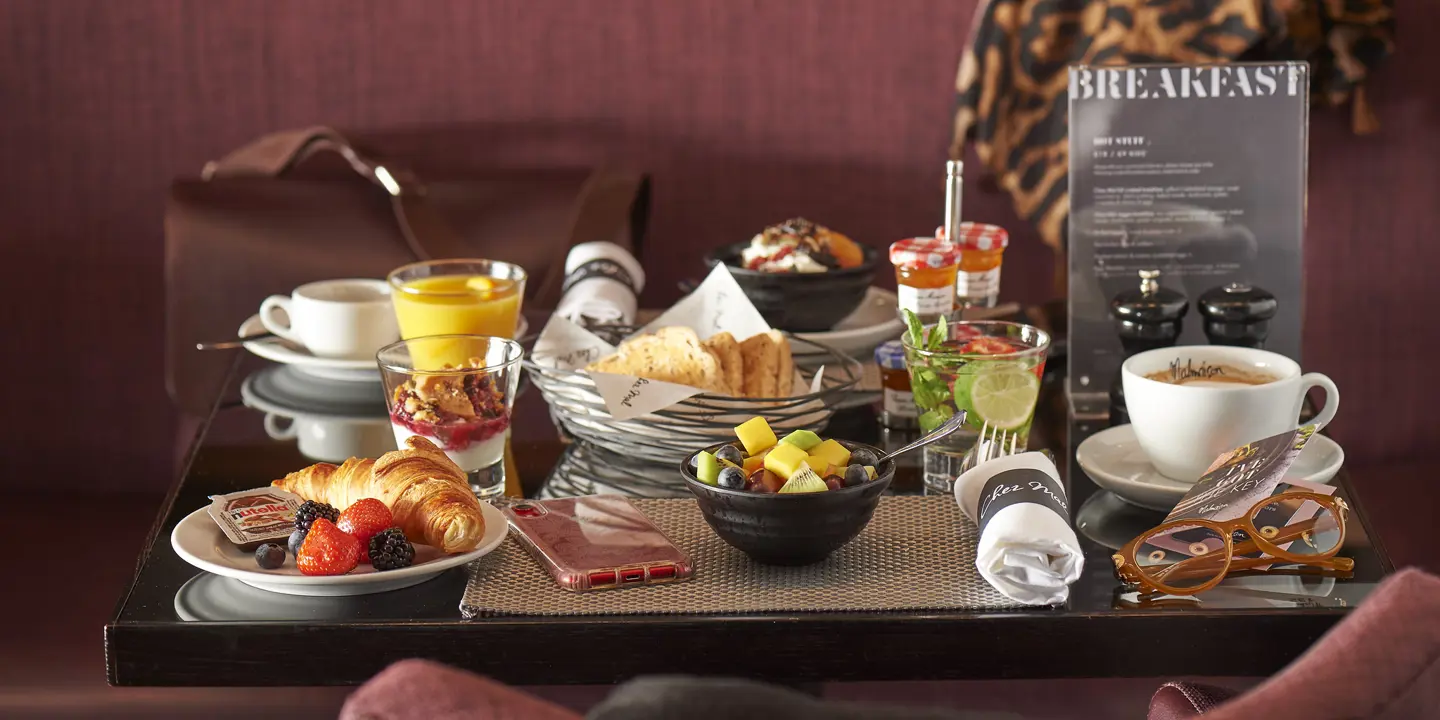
[1153,568,1440,720]
[1148,682,1238,719]
[340,659,581,720]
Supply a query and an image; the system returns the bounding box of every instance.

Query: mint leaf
[928,315,948,351]
[902,309,924,348]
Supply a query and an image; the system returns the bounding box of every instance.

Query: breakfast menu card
[532,264,818,420]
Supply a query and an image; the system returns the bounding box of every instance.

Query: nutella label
[207,488,303,548]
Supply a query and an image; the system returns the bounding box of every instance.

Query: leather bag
[165,126,649,413]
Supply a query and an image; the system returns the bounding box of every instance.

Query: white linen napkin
[555,242,645,328]
[954,451,1085,606]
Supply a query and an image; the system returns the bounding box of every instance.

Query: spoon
[874,410,969,464]
[195,332,275,351]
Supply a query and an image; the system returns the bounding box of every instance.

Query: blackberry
[369,528,415,571]
[294,501,339,532]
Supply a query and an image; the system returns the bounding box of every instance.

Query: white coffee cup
[1122,345,1338,483]
[263,413,397,463]
[259,279,399,359]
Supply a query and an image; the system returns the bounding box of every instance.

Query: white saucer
[1075,424,1345,512]
[239,315,529,382]
[793,287,905,359]
[171,501,508,596]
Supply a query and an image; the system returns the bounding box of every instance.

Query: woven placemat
[460,496,1020,617]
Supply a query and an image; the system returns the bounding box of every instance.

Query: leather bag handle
[201,126,469,260]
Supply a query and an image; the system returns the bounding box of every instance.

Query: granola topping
[389,363,510,451]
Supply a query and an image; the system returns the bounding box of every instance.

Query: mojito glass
[900,318,1050,492]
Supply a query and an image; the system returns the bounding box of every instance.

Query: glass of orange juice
[387,259,527,368]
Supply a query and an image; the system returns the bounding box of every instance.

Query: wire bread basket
[523,325,862,464]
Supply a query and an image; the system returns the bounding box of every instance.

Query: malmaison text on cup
[1070,65,1305,101]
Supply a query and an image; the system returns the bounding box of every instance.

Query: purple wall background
[0,0,1434,492]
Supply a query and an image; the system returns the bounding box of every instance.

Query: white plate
[239,315,529,382]
[793,287,905,358]
[171,501,508,596]
[1075,424,1345,512]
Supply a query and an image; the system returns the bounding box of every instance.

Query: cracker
[771,331,794,396]
[586,326,731,395]
[739,332,780,398]
[703,331,744,396]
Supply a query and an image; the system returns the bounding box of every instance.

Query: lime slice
[969,368,1040,430]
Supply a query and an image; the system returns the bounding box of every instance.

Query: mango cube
[865,465,877,480]
[742,455,765,475]
[809,439,851,469]
[763,443,810,480]
[779,429,823,452]
[734,417,778,455]
[801,456,830,476]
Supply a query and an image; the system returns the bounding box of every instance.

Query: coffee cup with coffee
[259,279,400,359]
[1121,346,1338,483]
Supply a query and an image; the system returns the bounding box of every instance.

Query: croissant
[272,436,486,553]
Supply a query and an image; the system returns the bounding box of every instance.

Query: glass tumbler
[387,259,527,342]
[901,321,1050,493]
[377,335,524,499]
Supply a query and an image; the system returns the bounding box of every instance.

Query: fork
[959,421,1022,474]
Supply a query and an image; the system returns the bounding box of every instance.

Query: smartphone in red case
[504,496,693,592]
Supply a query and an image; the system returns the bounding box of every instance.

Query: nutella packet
[207,488,304,551]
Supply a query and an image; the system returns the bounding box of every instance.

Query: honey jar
[874,340,918,429]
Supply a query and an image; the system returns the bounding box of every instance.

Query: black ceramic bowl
[704,242,878,332]
[679,440,894,565]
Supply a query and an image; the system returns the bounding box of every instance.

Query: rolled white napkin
[954,451,1085,606]
[555,242,645,327]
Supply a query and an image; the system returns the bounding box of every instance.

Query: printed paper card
[1148,425,1336,563]
[1167,424,1321,522]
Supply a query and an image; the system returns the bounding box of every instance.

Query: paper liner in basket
[532,264,821,420]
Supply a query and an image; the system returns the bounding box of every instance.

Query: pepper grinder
[1198,282,1277,348]
[1109,269,1189,426]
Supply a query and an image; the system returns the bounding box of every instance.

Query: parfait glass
[901,321,1050,493]
[376,336,524,499]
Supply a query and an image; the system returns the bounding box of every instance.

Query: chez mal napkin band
[976,468,1070,533]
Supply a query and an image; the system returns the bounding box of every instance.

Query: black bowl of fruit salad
[679,416,893,566]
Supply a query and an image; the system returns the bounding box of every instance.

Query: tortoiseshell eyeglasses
[1113,492,1352,596]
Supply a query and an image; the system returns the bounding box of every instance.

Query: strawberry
[338,498,394,560]
[297,518,361,576]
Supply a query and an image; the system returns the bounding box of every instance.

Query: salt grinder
[1108,269,1189,426]
[1198,282,1277,348]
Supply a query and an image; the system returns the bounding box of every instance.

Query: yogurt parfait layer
[387,359,511,470]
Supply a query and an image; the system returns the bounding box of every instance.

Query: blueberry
[715,444,744,466]
[287,528,308,556]
[254,543,286,570]
[843,464,869,487]
[717,466,746,490]
[688,454,700,470]
[849,448,878,467]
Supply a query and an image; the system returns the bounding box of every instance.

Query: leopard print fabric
[951,0,1395,250]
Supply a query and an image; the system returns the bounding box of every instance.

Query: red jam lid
[938,222,1009,251]
[889,238,960,268]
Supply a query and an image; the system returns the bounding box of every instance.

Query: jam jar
[889,238,960,324]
